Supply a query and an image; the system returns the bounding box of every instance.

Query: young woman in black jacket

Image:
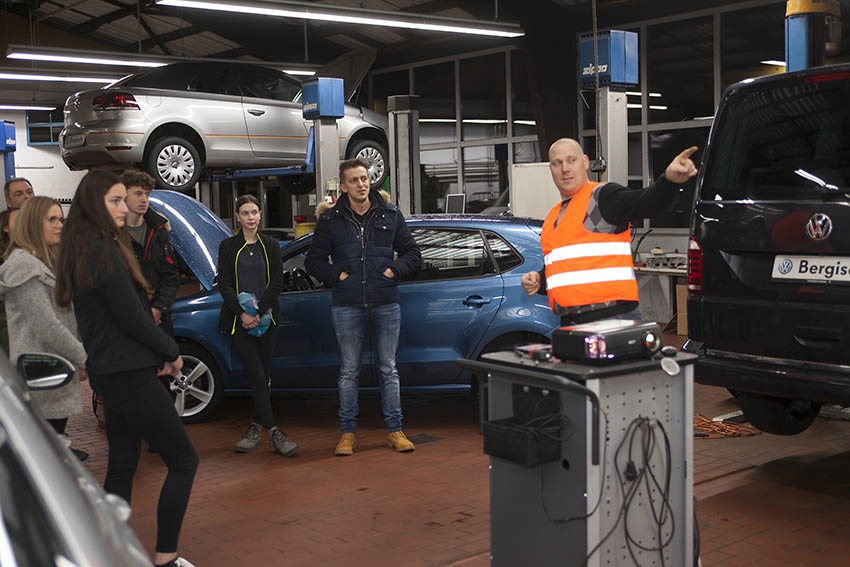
[55,170,198,567]
[218,194,299,456]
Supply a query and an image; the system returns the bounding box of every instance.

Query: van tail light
[687,237,703,295]
[92,93,139,111]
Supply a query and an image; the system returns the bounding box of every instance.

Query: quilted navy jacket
[305,191,421,307]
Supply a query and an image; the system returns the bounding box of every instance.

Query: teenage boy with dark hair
[120,170,179,334]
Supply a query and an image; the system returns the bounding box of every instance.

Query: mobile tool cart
[458,348,696,567]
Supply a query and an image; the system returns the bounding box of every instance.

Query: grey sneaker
[271,428,299,457]
[235,422,262,453]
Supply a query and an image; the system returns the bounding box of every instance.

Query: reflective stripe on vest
[540,181,638,312]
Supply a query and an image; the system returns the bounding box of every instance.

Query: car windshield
[701,71,850,201]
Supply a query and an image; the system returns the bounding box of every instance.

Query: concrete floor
[69,364,850,567]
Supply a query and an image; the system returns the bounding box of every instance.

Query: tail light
[687,237,703,295]
[92,93,139,111]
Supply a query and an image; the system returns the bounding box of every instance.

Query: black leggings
[231,324,279,429]
[93,367,199,554]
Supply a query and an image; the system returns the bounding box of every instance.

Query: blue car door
[271,244,340,389]
[396,227,504,386]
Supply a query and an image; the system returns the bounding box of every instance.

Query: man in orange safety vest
[521,138,698,325]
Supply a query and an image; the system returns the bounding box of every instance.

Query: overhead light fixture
[8,52,165,68]
[761,60,786,67]
[6,44,321,74]
[0,69,119,84]
[625,91,662,98]
[156,0,525,38]
[0,103,57,111]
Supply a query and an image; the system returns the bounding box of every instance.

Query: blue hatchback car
[150,190,560,422]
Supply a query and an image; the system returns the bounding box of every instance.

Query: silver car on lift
[0,353,149,566]
[59,61,388,192]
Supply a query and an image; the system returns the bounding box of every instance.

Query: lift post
[302,77,344,202]
[785,0,842,72]
[387,95,421,216]
[0,121,16,191]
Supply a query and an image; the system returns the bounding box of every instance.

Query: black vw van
[684,63,850,435]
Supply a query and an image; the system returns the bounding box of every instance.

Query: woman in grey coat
[0,197,88,442]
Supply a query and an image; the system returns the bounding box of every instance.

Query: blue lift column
[0,121,16,188]
[785,0,842,71]
[302,77,344,204]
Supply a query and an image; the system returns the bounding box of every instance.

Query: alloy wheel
[156,144,196,188]
[356,145,385,185]
[170,354,215,418]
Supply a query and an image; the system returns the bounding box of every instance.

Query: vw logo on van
[777,258,794,274]
[806,213,833,241]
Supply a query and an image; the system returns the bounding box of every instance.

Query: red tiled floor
[66,347,850,567]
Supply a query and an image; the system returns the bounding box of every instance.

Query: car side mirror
[17,354,76,391]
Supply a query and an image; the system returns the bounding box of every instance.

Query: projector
[551,320,662,363]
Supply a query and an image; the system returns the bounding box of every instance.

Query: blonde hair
[7,196,61,269]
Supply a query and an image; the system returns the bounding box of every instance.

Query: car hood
[149,190,232,291]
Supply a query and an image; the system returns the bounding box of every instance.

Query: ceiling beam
[136,24,198,51]
[70,3,139,35]
[138,15,171,55]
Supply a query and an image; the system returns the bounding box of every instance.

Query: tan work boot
[334,432,356,456]
[387,430,415,452]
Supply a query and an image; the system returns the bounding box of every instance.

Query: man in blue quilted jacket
[305,158,421,457]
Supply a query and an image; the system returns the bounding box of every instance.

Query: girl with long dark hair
[218,194,299,456]
[55,169,198,567]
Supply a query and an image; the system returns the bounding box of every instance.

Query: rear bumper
[686,340,850,404]
[60,128,145,169]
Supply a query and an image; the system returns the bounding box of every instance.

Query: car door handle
[463,295,491,307]
[793,327,841,349]
[247,109,265,116]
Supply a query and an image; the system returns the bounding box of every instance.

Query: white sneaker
[158,558,196,567]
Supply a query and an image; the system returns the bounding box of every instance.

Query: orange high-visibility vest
[541,181,638,313]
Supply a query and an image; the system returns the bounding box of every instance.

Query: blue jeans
[331,303,403,434]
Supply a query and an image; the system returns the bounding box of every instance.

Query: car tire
[347,139,388,189]
[172,344,224,423]
[146,136,203,192]
[734,391,821,436]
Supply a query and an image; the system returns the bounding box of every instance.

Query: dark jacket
[73,238,179,376]
[305,191,421,307]
[217,231,283,334]
[130,208,179,325]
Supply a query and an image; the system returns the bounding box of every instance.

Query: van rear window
[701,76,850,201]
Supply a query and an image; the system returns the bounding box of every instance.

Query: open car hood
[149,190,232,291]
[313,48,377,102]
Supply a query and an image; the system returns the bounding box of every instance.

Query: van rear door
[691,68,850,365]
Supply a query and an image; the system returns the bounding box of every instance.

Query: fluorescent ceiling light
[761,60,786,66]
[649,105,668,110]
[156,0,524,37]
[625,91,662,97]
[8,52,165,67]
[0,103,56,111]
[0,72,118,83]
[6,44,321,74]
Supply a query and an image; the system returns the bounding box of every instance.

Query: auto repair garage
[0,0,849,566]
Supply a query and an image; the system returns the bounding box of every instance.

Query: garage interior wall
[578,0,850,259]
[370,45,539,215]
[1,111,86,206]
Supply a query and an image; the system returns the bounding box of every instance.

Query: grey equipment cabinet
[458,351,696,567]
